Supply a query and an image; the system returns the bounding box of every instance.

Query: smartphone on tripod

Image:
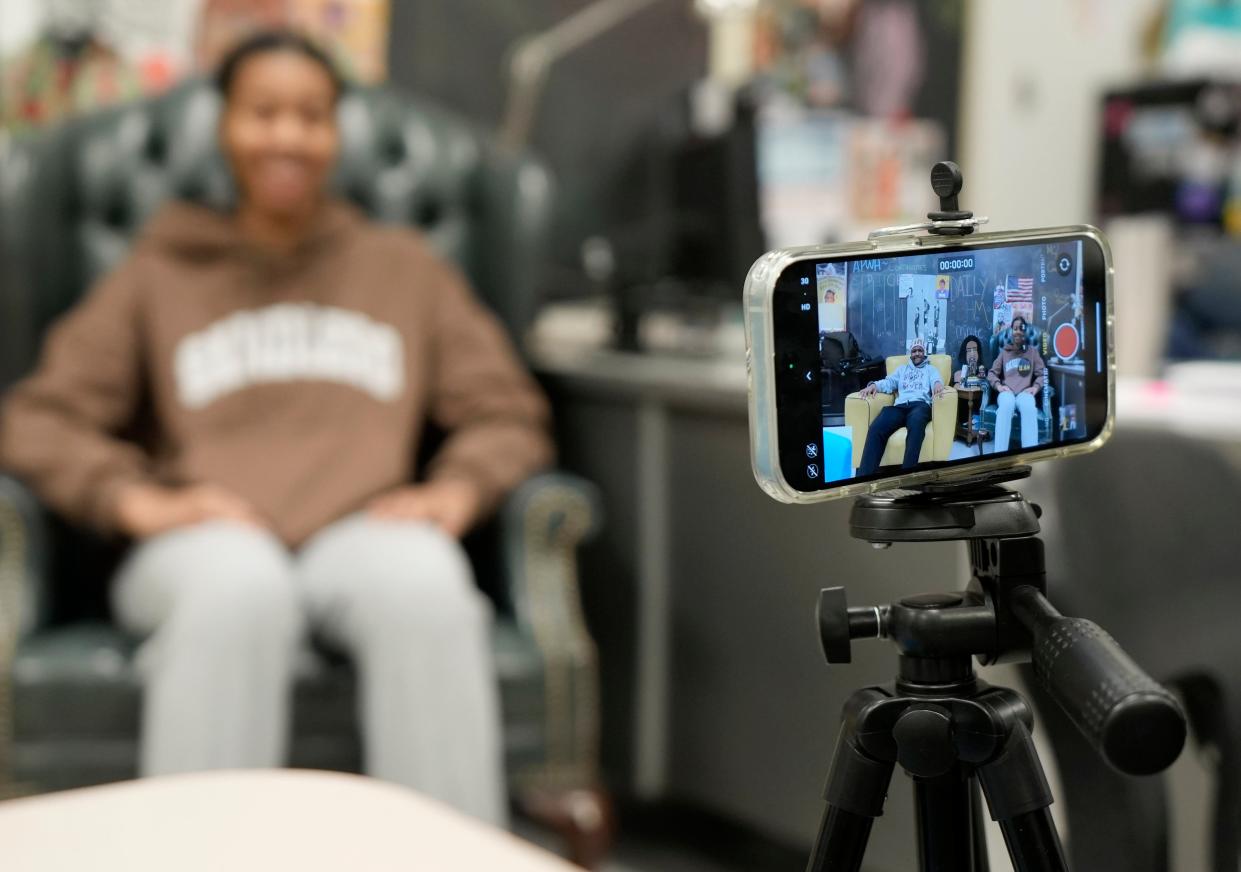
[746,227,1114,502]
[742,168,1185,872]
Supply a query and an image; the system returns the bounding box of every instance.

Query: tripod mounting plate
[850,471,1040,544]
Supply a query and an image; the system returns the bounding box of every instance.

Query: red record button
[1054,323,1080,360]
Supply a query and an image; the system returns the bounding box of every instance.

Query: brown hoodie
[987,340,1046,396]
[0,200,554,545]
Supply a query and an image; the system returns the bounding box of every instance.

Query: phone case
[745,225,1115,504]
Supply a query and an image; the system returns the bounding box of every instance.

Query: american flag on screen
[1006,275,1034,303]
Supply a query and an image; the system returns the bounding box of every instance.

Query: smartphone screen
[771,233,1109,493]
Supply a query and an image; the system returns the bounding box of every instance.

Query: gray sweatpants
[111,514,506,826]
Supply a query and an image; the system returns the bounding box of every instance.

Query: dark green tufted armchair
[0,81,607,859]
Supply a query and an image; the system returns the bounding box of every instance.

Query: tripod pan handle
[1011,586,1186,776]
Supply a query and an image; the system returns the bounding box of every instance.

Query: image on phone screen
[771,234,1109,493]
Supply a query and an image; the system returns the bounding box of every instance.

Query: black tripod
[806,469,1188,872]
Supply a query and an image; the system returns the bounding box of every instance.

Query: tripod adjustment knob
[818,587,884,664]
[893,705,957,778]
[818,587,853,664]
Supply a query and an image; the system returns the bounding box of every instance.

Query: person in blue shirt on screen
[857,337,944,475]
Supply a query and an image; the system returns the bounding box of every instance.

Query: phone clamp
[868,160,990,240]
[806,476,1188,872]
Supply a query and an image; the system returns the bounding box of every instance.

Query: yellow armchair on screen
[844,354,957,470]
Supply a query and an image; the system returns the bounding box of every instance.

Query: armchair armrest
[0,475,48,642]
[501,472,602,627]
[931,388,958,460]
[499,470,603,788]
[1040,384,1056,410]
[0,474,47,797]
[844,392,894,469]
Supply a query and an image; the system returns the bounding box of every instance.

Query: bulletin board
[196,0,391,82]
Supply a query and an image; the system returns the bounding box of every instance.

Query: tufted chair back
[2,79,552,385]
[989,322,1045,364]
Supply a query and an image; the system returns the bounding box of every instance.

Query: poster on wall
[0,0,195,132]
[757,111,851,250]
[195,0,286,73]
[816,261,847,332]
[290,0,390,83]
[197,0,390,82]
[994,274,1035,335]
[752,0,964,246]
[847,118,944,225]
[102,0,204,88]
[902,273,947,354]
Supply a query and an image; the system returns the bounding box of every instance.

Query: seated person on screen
[954,335,987,389]
[0,31,551,826]
[857,338,944,475]
[987,315,1047,450]
[954,333,989,412]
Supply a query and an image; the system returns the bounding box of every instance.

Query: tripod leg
[806,721,895,872]
[995,809,1068,872]
[914,768,976,872]
[976,721,1069,872]
[970,778,991,872]
[805,806,877,872]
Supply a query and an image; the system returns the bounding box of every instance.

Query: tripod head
[817,471,1187,776]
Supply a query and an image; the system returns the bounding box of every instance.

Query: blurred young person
[0,31,552,825]
[988,315,1046,451]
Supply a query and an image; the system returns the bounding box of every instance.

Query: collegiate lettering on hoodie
[1003,356,1034,380]
[175,303,405,409]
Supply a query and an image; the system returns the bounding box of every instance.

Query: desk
[0,771,577,871]
[532,344,963,866]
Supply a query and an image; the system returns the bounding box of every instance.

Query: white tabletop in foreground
[0,770,579,872]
